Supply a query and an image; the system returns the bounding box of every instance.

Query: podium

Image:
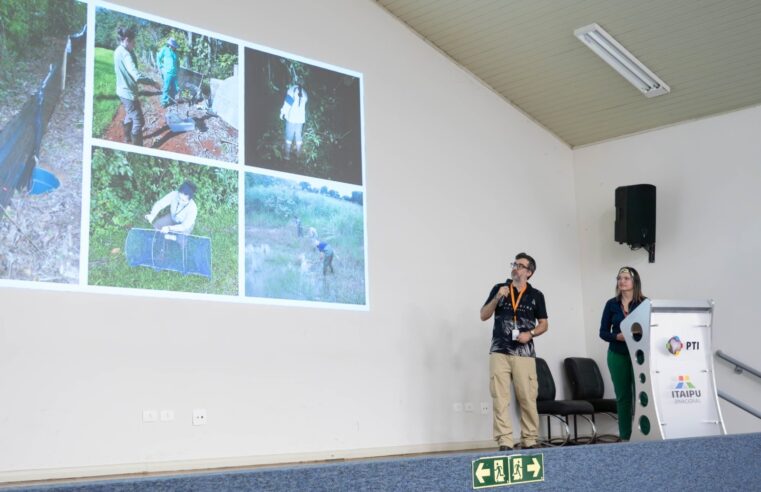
[620,299,726,441]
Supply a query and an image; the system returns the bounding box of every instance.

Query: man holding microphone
[480,252,548,451]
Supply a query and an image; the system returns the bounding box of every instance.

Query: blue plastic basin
[28,167,60,195]
[166,113,195,132]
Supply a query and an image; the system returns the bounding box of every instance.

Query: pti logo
[666,336,683,355]
[671,375,701,403]
[666,336,700,356]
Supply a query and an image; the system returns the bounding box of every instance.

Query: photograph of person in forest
[244,48,364,186]
[145,180,197,234]
[279,79,308,161]
[88,146,238,295]
[156,38,180,108]
[93,6,239,162]
[113,24,159,147]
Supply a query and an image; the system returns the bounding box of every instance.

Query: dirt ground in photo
[101,67,238,163]
[0,43,85,283]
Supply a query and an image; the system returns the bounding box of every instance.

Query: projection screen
[0,0,368,309]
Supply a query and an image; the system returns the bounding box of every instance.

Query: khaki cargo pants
[489,353,539,448]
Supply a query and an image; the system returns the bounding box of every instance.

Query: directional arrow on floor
[527,457,541,478]
[475,461,491,483]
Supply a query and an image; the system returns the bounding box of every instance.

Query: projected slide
[244,48,363,186]
[245,172,365,305]
[88,147,239,294]
[0,0,87,283]
[93,6,239,162]
[0,1,367,309]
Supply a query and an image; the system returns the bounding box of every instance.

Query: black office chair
[564,357,619,443]
[535,357,596,446]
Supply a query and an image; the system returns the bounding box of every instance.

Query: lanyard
[173,198,189,219]
[509,284,527,324]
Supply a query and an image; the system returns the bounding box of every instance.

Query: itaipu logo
[671,375,701,403]
[666,336,700,356]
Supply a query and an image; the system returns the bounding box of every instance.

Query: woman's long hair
[616,266,645,302]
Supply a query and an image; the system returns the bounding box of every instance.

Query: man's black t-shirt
[483,280,548,357]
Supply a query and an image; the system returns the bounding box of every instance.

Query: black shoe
[499,445,513,451]
[122,122,133,143]
[522,443,542,449]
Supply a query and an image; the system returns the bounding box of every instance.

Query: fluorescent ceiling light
[574,23,670,98]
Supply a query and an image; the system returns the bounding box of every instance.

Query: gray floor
[5,433,761,491]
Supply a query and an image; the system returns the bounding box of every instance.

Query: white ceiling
[376,0,761,147]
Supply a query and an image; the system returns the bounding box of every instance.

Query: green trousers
[607,349,635,440]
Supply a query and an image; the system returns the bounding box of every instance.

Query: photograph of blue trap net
[125,228,212,278]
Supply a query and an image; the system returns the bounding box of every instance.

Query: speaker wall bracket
[626,242,656,263]
[646,243,655,263]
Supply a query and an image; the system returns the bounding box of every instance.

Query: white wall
[573,105,761,436]
[0,0,584,480]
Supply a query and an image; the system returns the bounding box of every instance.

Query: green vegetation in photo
[245,173,365,305]
[256,61,361,180]
[94,7,238,84]
[92,47,119,137]
[88,147,239,295]
[0,0,86,93]
[92,8,239,141]
[245,50,363,185]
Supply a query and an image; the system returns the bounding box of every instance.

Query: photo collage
[0,0,367,307]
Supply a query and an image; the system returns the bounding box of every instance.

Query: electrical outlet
[481,402,489,415]
[142,409,158,423]
[464,402,474,413]
[192,408,207,426]
[453,402,463,412]
[160,409,174,422]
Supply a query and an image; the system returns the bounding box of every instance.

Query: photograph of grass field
[245,172,365,305]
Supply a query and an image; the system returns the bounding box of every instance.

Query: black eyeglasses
[510,262,530,271]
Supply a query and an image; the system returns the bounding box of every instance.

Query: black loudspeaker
[615,184,656,246]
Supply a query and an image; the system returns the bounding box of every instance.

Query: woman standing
[156,38,179,108]
[279,81,308,160]
[113,26,156,146]
[599,266,646,441]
